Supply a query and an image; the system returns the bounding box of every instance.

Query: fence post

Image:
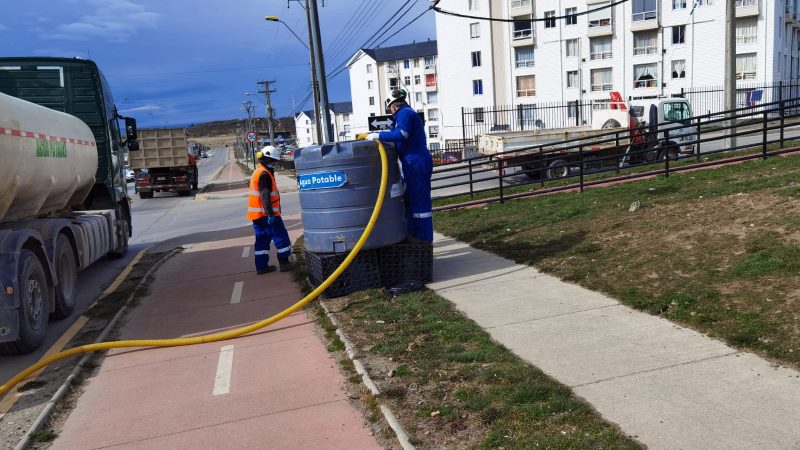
[461,107,467,151]
[615,131,621,175]
[762,110,768,160]
[695,116,701,162]
[498,158,505,204]
[468,158,474,199]
[539,147,545,187]
[579,145,584,193]
[664,129,670,177]
[780,99,785,149]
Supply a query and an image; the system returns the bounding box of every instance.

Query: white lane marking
[230,281,244,304]
[241,246,250,258]
[212,345,235,396]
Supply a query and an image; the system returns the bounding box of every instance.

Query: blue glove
[267,216,275,225]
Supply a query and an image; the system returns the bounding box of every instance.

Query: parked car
[125,166,135,182]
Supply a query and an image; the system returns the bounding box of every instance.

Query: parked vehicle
[130,128,198,199]
[0,58,137,354]
[477,92,696,179]
[125,166,135,182]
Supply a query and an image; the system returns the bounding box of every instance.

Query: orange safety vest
[247,165,281,221]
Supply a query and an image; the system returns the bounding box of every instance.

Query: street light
[265,16,309,50]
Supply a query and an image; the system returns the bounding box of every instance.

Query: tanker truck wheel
[0,250,50,355]
[51,234,78,319]
[109,209,129,259]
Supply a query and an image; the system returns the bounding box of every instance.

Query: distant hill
[184,116,295,138]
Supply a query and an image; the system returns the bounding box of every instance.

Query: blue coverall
[378,104,434,242]
[252,167,292,271]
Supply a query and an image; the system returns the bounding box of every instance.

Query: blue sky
[2,0,436,127]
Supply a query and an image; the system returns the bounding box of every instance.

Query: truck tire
[108,208,129,259]
[602,119,622,129]
[546,159,570,179]
[192,167,199,190]
[51,234,78,319]
[659,144,680,161]
[0,249,50,355]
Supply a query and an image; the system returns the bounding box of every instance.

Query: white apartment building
[293,101,354,146]
[436,0,800,144]
[346,41,443,150]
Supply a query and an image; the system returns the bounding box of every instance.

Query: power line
[322,0,374,60]
[323,0,392,67]
[433,0,629,23]
[106,63,308,78]
[362,0,419,49]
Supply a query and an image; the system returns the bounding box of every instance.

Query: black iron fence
[676,81,800,118]
[431,96,800,210]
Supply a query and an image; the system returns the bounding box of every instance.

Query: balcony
[633,79,658,89]
[510,0,533,14]
[590,51,613,60]
[517,88,536,97]
[735,0,759,17]
[631,11,659,31]
[515,59,535,69]
[633,45,658,56]
[591,83,613,91]
[587,18,613,37]
[736,33,757,45]
[511,27,535,46]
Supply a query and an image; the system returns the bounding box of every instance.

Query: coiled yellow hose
[0,141,389,397]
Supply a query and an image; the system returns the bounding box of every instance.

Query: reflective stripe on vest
[412,212,433,219]
[247,166,282,221]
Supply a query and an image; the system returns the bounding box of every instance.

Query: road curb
[14,249,179,450]
[320,302,415,450]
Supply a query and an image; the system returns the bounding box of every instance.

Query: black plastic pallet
[378,240,433,287]
[305,249,382,298]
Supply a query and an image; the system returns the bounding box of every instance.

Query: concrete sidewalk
[430,233,800,450]
[51,219,378,450]
[197,159,297,200]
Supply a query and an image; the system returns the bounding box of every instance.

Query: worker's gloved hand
[356,133,380,141]
[267,216,275,225]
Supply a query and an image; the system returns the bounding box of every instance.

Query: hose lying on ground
[0,141,390,397]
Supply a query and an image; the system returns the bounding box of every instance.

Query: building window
[514,46,535,68]
[511,0,531,7]
[544,10,556,28]
[475,107,485,122]
[588,1,612,27]
[470,22,481,38]
[736,17,757,44]
[736,53,757,79]
[567,70,579,88]
[632,0,657,21]
[633,63,658,88]
[513,16,532,39]
[370,112,376,117]
[671,60,686,79]
[424,56,436,69]
[429,126,439,139]
[414,75,421,85]
[403,59,410,69]
[590,36,612,60]
[367,80,373,89]
[633,31,658,55]
[672,0,687,9]
[591,68,613,91]
[389,77,399,90]
[404,75,411,85]
[426,73,437,87]
[366,64,372,73]
[736,0,755,6]
[565,7,577,25]
[427,91,438,104]
[516,75,536,97]
[471,51,482,67]
[428,108,439,122]
[415,92,423,103]
[468,0,479,10]
[414,58,420,68]
[473,79,484,95]
[306,120,310,125]
[565,39,579,57]
[698,0,712,4]
[672,25,686,45]
[369,97,375,106]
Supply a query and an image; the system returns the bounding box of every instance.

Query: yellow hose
[0,141,390,397]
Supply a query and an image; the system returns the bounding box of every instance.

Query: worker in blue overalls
[357,89,433,242]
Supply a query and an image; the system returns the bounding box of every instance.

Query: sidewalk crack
[485,303,620,329]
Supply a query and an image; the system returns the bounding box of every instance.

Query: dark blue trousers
[252,216,292,271]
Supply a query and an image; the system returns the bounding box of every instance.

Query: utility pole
[308,0,333,143]
[724,0,737,149]
[296,0,323,144]
[257,80,277,146]
[242,100,256,169]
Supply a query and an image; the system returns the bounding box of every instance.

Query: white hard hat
[384,88,408,113]
[257,145,281,161]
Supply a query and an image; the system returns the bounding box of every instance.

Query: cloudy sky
[2,0,436,127]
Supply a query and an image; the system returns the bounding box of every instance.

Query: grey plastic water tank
[294,140,407,253]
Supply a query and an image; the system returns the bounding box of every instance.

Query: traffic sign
[367,112,425,131]
[246,131,257,142]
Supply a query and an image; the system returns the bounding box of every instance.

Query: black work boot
[278,259,295,272]
[257,265,277,275]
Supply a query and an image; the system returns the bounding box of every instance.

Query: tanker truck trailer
[0,58,138,354]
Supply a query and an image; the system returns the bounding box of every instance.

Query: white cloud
[119,104,163,114]
[45,0,160,43]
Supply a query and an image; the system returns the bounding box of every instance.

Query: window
[426,73,437,87]
[565,39,579,57]
[633,31,658,55]
[511,0,531,7]
[516,75,536,96]
[366,64,372,73]
[567,70,579,88]
[403,59,410,69]
[427,91,438,104]
[671,60,686,78]
[471,51,482,67]
[468,0,479,10]
[414,75,421,85]
[428,108,439,122]
[633,63,658,88]
[544,11,556,28]
[735,0,755,5]
[632,0,657,21]
[736,53,757,79]
[698,0,712,4]
[429,126,439,139]
[736,17,758,44]
[672,25,686,44]
[470,22,481,38]
[367,80,373,89]
[588,1,612,27]
[591,68,613,91]
[424,56,436,69]
[590,37,612,59]
[404,75,411,85]
[662,102,691,121]
[475,107,485,122]
[306,119,310,125]
[370,112,376,117]
[473,79,484,95]
[672,0,687,8]
[389,77,399,90]
[342,114,350,122]
[515,46,535,68]
[369,97,375,106]
[513,16,532,39]
[565,7,577,25]
[415,92,423,103]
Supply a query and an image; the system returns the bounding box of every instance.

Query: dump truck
[0,58,138,354]
[478,93,696,179]
[130,128,198,199]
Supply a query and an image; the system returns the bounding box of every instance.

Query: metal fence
[675,81,800,118]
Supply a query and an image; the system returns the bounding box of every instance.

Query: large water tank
[0,93,98,223]
[295,140,406,253]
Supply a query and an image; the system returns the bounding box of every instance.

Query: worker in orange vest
[247,146,293,274]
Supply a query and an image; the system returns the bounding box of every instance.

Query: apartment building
[436,0,800,144]
[293,101,354,146]
[346,41,443,150]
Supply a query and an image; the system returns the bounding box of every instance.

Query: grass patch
[29,429,56,443]
[436,153,800,367]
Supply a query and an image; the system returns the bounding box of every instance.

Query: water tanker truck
[0,58,138,354]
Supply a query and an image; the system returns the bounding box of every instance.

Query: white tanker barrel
[0,92,98,223]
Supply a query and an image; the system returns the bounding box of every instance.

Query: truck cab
[629,98,696,155]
